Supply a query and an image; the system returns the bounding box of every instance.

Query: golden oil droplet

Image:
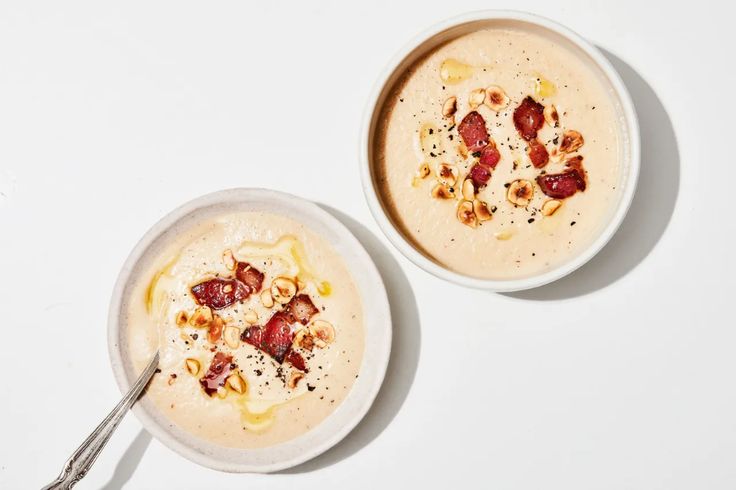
[317,281,332,296]
[439,58,474,84]
[494,230,513,241]
[534,74,557,98]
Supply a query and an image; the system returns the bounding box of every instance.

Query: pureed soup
[124,211,364,448]
[373,24,623,279]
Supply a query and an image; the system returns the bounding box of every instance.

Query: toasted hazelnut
[468,88,486,109]
[223,325,241,349]
[462,178,476,200]
[293,328,307,346]
[271,276,297,304]
[260,289,274,308]
[288,371,305,389]
[541,199,563,216]
[226,373,247,394]
[437,163,458,186]
[185,358,200,376]
[294,328,315,351]
[309,320,335,347]
[244,310,258,324]
[300,333,315,351]
[473,199,493,221]
[506,179,534,207]
[457,142,469,159]
[456,200,477,228]
[544,104,559,127]
[417,163,431,179]
[207,314,224,343]
[189,306,213,328]
[442,96,457,118]
[431,183,454,200]
[175,311,189,327]
[559,130,584,153]
[222,249,236,270]
[485,85,510,111]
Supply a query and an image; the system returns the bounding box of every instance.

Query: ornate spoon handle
[41,351,160,490]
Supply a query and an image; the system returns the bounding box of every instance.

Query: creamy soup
[125,211,364,449]
[374,26,623,279]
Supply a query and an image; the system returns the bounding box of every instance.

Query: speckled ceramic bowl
[108,188,392,472]
[360,10,640,291]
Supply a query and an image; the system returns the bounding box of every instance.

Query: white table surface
[1,1,734,488]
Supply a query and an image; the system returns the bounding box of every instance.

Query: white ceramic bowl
[360,10,640,291]
[107,189,392,473]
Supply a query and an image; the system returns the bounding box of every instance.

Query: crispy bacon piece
[479,143,500,169]
[565,155,584,171]
[468,163,492,189]
[458,111,490,152]
[191,278,250,310]
[513,96,545,141]
[242,319,308,371]
[536,169,587,199]
[241,293,318,369]
[235,262,264,293]
[242,312,293,363]
[284,350,307,372]
[241,297,316,369]
[527,139,549,168]
[200,352,232,396]
[241,323,261,345]
[283,294,319,325]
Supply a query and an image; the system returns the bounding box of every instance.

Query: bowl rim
[107,188,392,473]
[359,9,640,292]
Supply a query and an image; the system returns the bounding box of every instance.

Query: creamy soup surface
[125,211,364,449]
[374,27,623,279]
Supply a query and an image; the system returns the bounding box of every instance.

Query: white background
[1,0,734,489]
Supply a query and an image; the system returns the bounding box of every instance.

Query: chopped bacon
[285,350,307,372]
[458,111,490,152]
[242,312,294,363]
[479,143,501,168]
[283,294,319,325]
[536,169,587,199]
[241,323,261,345]
[200,352,232,396]
[242,318,310,370]
[469,163,492,189]
[527,139,549,168]
[513,96,545,141]
[235,262,264,293]
[241,296,318,369]
[191,278,250,310]
[565,155,584,171]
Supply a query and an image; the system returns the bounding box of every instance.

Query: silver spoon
[42,351,160,489]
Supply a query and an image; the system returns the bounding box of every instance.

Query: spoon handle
[41,351,160,490]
